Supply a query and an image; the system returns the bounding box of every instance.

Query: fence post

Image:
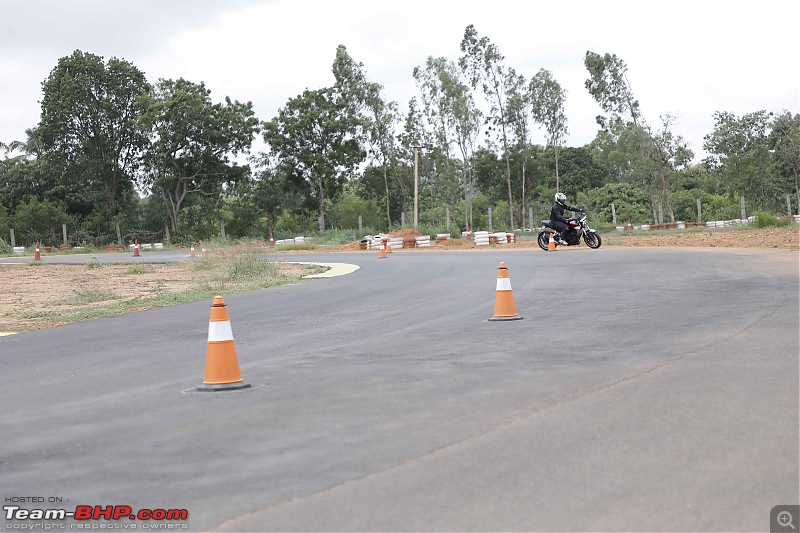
[488,207,492,233]
[697,199,702,223]
[116,224,123,246]
[740,196,746,221]
[62,224,67,245]
[611,203,617,225]
[10,229,15,248]
[220,220,226,239]
[358,215,362,231]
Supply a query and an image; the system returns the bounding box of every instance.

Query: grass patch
[7,242,319,330]
[59,290,118,305]
[125,264,153,275]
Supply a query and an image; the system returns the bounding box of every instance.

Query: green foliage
[751,211,792,228]
[585,182,650,223]
[0,236,11,255]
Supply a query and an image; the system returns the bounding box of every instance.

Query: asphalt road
[1,247,798,531]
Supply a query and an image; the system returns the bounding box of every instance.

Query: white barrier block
[13,246,25,254]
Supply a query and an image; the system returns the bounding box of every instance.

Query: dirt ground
[1,227,797,332]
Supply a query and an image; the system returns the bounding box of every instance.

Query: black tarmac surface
[2,247,798,531]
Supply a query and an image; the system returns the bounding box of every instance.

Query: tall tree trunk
[318,178,325,232]
[383,162,391,228]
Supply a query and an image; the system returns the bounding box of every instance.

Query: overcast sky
[1,0,798,163]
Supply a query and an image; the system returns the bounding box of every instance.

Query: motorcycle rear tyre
[537,232,550,251]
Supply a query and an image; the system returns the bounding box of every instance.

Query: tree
[703,110,776,211]
[333,45,400,227]
[459,25,517,229]
[140,78,259,234]
[38,50,151,223]
[262,87,364,232]
[770,111,800,214]
[584,51,688,222]
[414,56,482,230]
[529,68,568,192]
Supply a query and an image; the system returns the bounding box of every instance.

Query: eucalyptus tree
[584,51,687,221]
[529,68,568,192]
[263,87,364,232]
[332,45,400,227]
[770,111,800,213]
[459,24,517,229]
[505,70,533,226]
[414,56,482,230]
[140,78,259,233]
[38,50,151,223]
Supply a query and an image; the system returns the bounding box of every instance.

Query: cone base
[196,381,251,392]
[488,315,524,321]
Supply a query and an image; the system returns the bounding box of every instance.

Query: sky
[1,0,798,163]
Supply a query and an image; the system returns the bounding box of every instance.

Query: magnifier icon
[778,511,796,530]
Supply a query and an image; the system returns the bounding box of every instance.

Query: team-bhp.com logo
[4,504,189,529]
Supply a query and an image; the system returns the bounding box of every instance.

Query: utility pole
[413,145,420,227]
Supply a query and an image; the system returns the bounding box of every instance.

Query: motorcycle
[537,212,602,250]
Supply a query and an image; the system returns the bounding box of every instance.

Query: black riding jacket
[550,201,581,225]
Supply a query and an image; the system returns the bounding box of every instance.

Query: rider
[550,192,583,244]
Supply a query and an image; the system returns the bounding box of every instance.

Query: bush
[752,211,792,228]
[0,236,11,255]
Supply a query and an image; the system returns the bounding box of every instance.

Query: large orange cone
[378,239,387,259]
[200,242,207,257]
[133,240,140,257]
[625,219,633,231]
[547,232,557,251]
[189,243,196,257]
[386,238,393,253]
[197,296,251,392]
[269,232,274,248]
[34,243,41,261]
[489,262,523,321]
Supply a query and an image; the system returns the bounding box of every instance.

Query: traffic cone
[386,238,393,253]
[197,296,251,392]
[547,233,557,251]
[201,242,207,256]
[133,240,140,257]
[625,219,633,231]
[189,243,196,257]
[34,243,41,261]
[269,233,274,248]
[489,262,523,321]
[378,239,387,259]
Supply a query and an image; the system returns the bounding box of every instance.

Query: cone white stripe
[208,321,234,341]
[496,278,512,291]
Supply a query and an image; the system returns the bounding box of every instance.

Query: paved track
[1,247,798,531]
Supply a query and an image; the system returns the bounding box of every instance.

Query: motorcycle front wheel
[537,232,550,251]
[583,232,602,249]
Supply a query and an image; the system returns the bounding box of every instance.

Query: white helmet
[555,192,567,205]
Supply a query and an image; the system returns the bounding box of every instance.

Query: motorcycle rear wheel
[583,232,602,249]
[537,232,550,251]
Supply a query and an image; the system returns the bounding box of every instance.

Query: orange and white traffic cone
[489,262,523,321]
[197,296,250,392]
[189,243,196,257]
[625,219,633,231]
[378,239,387,259]
[547,233,557,252]
[133,240,140,257]
[269,233,274,248]
[201,242,207,256]
[386,238,393,253]
[34,243,41,261]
